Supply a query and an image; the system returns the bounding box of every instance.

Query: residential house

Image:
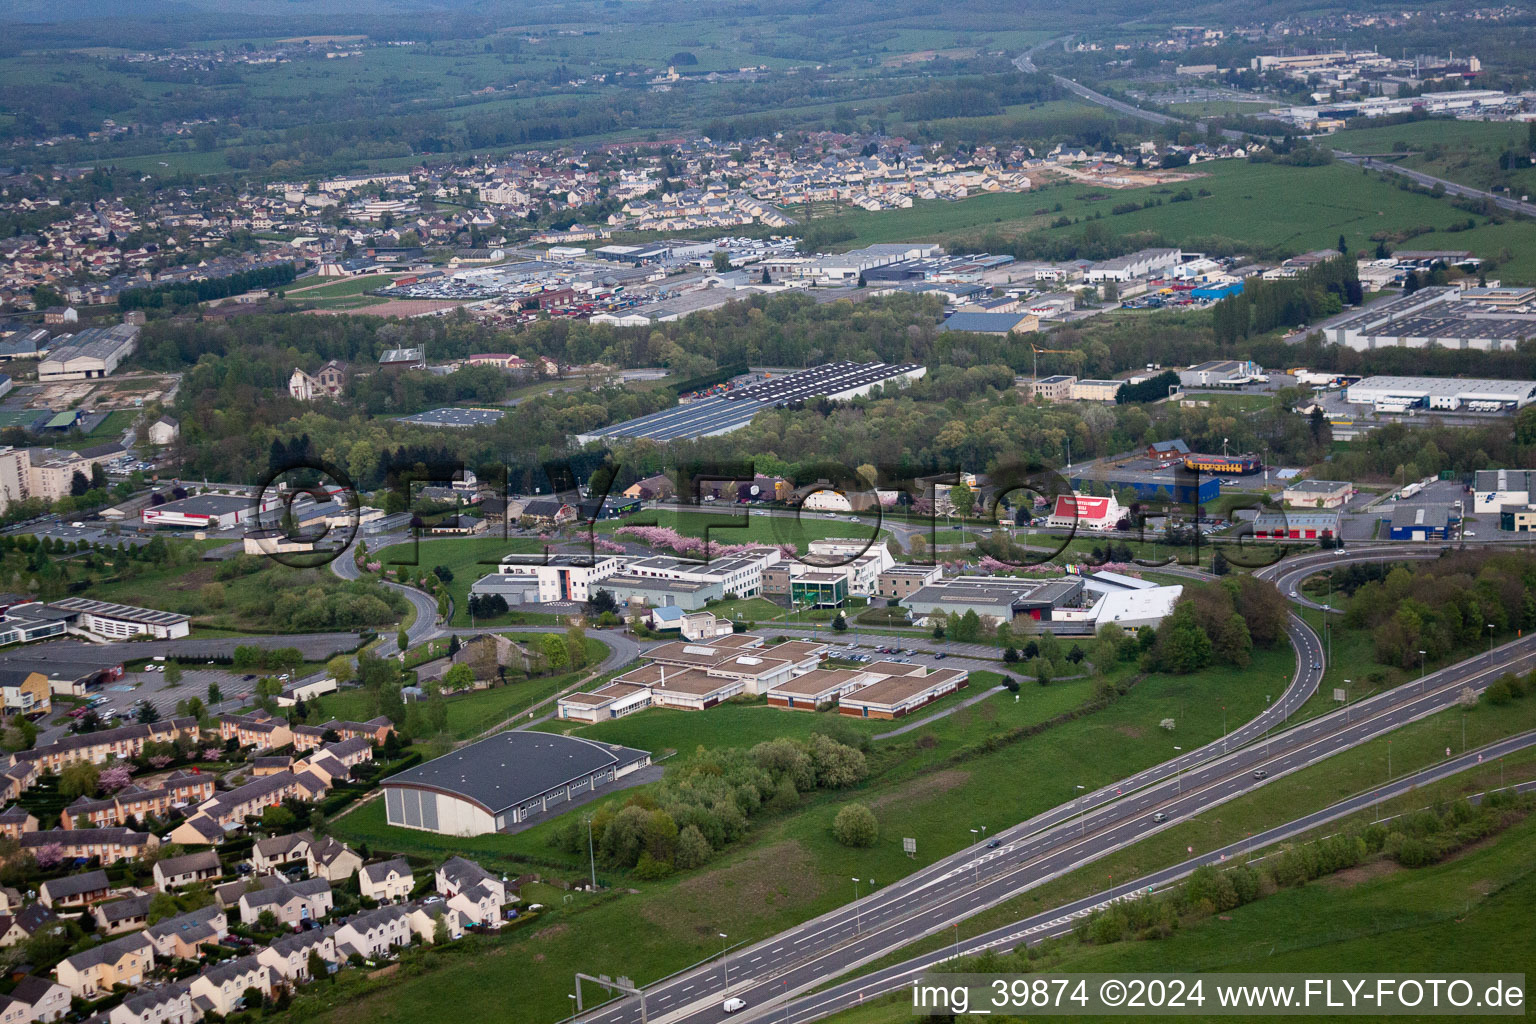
[213,874,281,911]
[91,894,152,935]
[435,856,512,929]
[0,805,37,839]
[107,981,194,1024]
[406,900,463,943]
[187,956,276,1016]
[15,718,199,772]
[290,717,392,752]
[307,836,363,883]
[53,933,154,998]
[39,870,113,909]
[0,904,59,949]
[333,905,412,959]
[217,712,294,751]
[145,417,179,447]
[169,770,330,845]
[4,976,70,1023]
[257,927,338,982]
[144,904,227,960]
[238,877,332,927]
[358,858,413,903]
[27,832,153,875]
[250,832,312,874]
[152,851,221,891]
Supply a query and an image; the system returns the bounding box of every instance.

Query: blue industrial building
[1386,504,1456,541]
[1070,470,1220,508]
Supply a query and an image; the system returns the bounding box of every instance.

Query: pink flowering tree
[99,764,135,792]
[34,843,64,869]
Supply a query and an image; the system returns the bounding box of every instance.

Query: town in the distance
[0,2,1531,1023]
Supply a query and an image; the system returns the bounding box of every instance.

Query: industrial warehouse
[1344,376,1536,413]
[381,732,652,836]
[575,361,926,444]
[1324,286,1536,353]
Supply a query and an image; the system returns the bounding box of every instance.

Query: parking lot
[42,667,261,744]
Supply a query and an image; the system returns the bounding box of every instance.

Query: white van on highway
[723,998,747,1013]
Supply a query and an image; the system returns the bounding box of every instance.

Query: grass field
[311,635,608,740]
[50,409,136,451]
[597,509,885,553]
[323,643,1291,1024]
[1328,118,1536,199]
[807,157,1536,282]
[287,274,403,298]
[373,537,546,626]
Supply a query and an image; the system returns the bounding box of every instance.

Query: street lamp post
[1419,649,1427,693]
[1172,748,1182,795]
[719,933,730,988]
[1343,679,1351,723]
[1076,784,1087,835]
[1487,623,1495,656]
[1221,705,1227,752]
[584,814,597,891]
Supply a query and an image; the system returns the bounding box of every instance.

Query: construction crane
[1030,343,1078,383]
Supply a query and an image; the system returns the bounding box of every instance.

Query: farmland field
[810,158,1536,282]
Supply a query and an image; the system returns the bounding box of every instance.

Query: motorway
[775,732,1536,1024]
[563,548,1535,1024]
[1335,151,1536,219]
[1024,56,1532,223]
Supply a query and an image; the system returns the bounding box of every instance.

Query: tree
[541,634,570,670]
[326,655,355,686]
[833,803,878,848]
[1211,549,1230,576]
[831,611,848,632]
[308,948,329,982]
[162,661,183,685]
[675,824,712,869]
[711,250,732,273]
[136,703,160,724]
[442,663,475,691]
[207,682,223,705]
[397,630,409,654]
[146,891,181,924]
[1338,233,1348,255]
[950,480,975,519]
[60,761,100,799]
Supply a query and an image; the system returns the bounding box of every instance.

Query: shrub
[833,802,879,848]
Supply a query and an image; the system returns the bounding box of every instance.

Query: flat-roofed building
[837,667,969,720]
[47,598,190,640]
[765,668,874,711]
[876,565,941,601]
[1070,379,1123,402]
[1031,374,1077,402]
[1281,479,1353,509]
[902,577,1085,625]
[556,682,654,723]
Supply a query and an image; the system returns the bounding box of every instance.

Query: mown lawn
[373,536,546,626]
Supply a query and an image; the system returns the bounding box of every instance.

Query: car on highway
[723,998,747,1013]
[1152,812,1167,823]
[1252,769,1269,780]
[986,838,1002,849]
